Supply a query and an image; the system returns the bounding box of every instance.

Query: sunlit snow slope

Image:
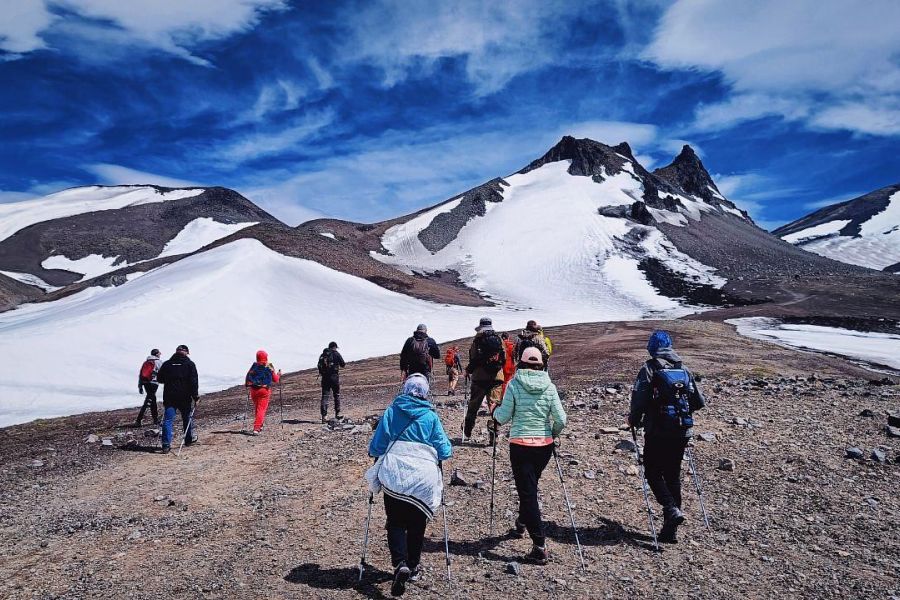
[374,160,725,323]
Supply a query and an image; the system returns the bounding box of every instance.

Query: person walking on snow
[399,324,440,380]
[318,341,346,422]
[157,344,200,454]
[492,347,566,564]
[365,374,452,596]
[514,320,550,369]
[500,333,516,397]
[463,317,505,444]
[628,329,706,543]
[136,349,162,426]
[245,349,281,435]
[444,345,462,396]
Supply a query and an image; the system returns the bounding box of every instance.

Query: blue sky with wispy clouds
[1,0,898,229]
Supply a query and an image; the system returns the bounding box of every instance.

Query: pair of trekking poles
[243,380,286,435]
[630,427,711,551]
[358,467,454,591]
[487,426,586,571]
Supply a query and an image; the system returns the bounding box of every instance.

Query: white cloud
[212,110,335,165]
[645,0,900,136]
[713,172,805,223]
[83,164,202,188]
[0,1,55,55]
[335,0,584,96]
[562,120,658,147]
[1,0,286,64]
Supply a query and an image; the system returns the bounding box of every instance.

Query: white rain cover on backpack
[365,440,442,519]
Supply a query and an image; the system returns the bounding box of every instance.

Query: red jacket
[502,340,516,383]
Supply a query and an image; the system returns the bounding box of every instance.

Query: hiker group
[363,320,706,596]
[136,320,707,596]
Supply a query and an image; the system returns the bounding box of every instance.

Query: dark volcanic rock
[774,183,900,240]
[417,178,508,252]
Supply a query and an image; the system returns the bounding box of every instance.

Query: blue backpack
[247,363,273,388]
[649,364,694,433]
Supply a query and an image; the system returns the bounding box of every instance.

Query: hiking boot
[251,430,260,436]
[659,506,685,544]
[523,544,548,565]
[487,429,497,447]
[321,415,327,424]
[335,414,343,421]
[185,437,198,446]
[511,518,527,538]
[409,563,423,582]
[160,446,171,454]
[461,422,472,440]
[391,562,411,596]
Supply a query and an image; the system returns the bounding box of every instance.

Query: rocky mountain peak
[519,135,630,178]
[653,145,722,205]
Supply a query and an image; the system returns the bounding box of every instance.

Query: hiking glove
[138,384,144,394]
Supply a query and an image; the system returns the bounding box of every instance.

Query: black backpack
[475,332,504,370]
[317,349,332,376]
[649,362,694,433]
[411,337,433,371]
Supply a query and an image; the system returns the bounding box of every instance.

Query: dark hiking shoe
[511,519,527,538]
[184,437,198,446]
[391,562,411,596]
[461,422,473,439]
[409,564,423,582]
[524,544,548,565]
[335,414,343,421]
[321,415,327,424]
[658,521,677,544]
[665,506,686,526]
[160,446,171,454]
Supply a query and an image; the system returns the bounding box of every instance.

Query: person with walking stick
[491,347,567,565]
[628,330,706,544]
[157,344,200,454]
[363,374,452,596]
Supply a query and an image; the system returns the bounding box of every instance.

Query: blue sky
[1,0,898,229]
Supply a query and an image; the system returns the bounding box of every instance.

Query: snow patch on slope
[42,254,125,281]
[728,317,900,371]
[0,270,59,292]
[158,217,257,258]
[781,219,851,244]
[0,186,205,243]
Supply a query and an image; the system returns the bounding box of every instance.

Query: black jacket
[157,352,199,407]
[320,348,346,382]
[400,331,440,375]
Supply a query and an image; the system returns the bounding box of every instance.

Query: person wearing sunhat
[462,317,506,443]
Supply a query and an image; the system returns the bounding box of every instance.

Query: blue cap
[647,330,673,356]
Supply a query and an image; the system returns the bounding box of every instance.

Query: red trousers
[250,387,271,431]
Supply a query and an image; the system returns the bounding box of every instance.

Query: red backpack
[445,347,458,367]
[139,359,155,381]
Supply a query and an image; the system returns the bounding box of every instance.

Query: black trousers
[463,378,502,436]
[509,443,553,547]
[643,435,688,511]
[137,383,159,424]
[384,494,428,569]
[321,378,340,417]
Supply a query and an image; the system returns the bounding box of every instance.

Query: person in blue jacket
[366,373,452,596]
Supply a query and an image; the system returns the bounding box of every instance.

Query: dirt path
[1,320,898,599]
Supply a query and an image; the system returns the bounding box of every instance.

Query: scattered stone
[145,429,160,437]
[505,562,520,576]
[731,417,748,426]
[888,411,900,428]
[84,434,99,444]
[101,438,113,447]
[127,530,142,541]
[583,470,596,480]
[473,480,486,490]
[450,469,469,486]
[153,495,166,502]
[571,400,586,409]
[718,458,736,472]
[858,409,875,418]
[697,432,717,442]
[871,448,887,463]
[845,447,864,460]
[350,423,372,435]
[598,427,619,435]
[615,439,636,453]
[887,426,900,439]
[568,459,580,466]
[605,387,618,395]
[625,465,639,476]
[30,459,44,468]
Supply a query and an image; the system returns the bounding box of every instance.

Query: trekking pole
[488,420,498,536]
[630,427,660,552]
[279,379,284,434]
[358,492,374,582]
[243,388,251,432]
[551,444,586,572]
[685,446,711,531]
[439,464,453,592]
[176,401,198,458]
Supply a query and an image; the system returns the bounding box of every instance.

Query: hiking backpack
[411,337,433,371]
[648,362,694,433]
[444,347,458,367]
[317,349,332,376]
[475,332,504,370]
[139,359,156,381]
[247,362,274,388]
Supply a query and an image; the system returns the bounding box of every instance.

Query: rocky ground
[1,320,898,599]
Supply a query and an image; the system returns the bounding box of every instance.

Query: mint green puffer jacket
[493,369,567,439]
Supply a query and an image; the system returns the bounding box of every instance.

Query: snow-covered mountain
[1,136,895,426]
[0,185,279,288]
[774,184,900,273]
